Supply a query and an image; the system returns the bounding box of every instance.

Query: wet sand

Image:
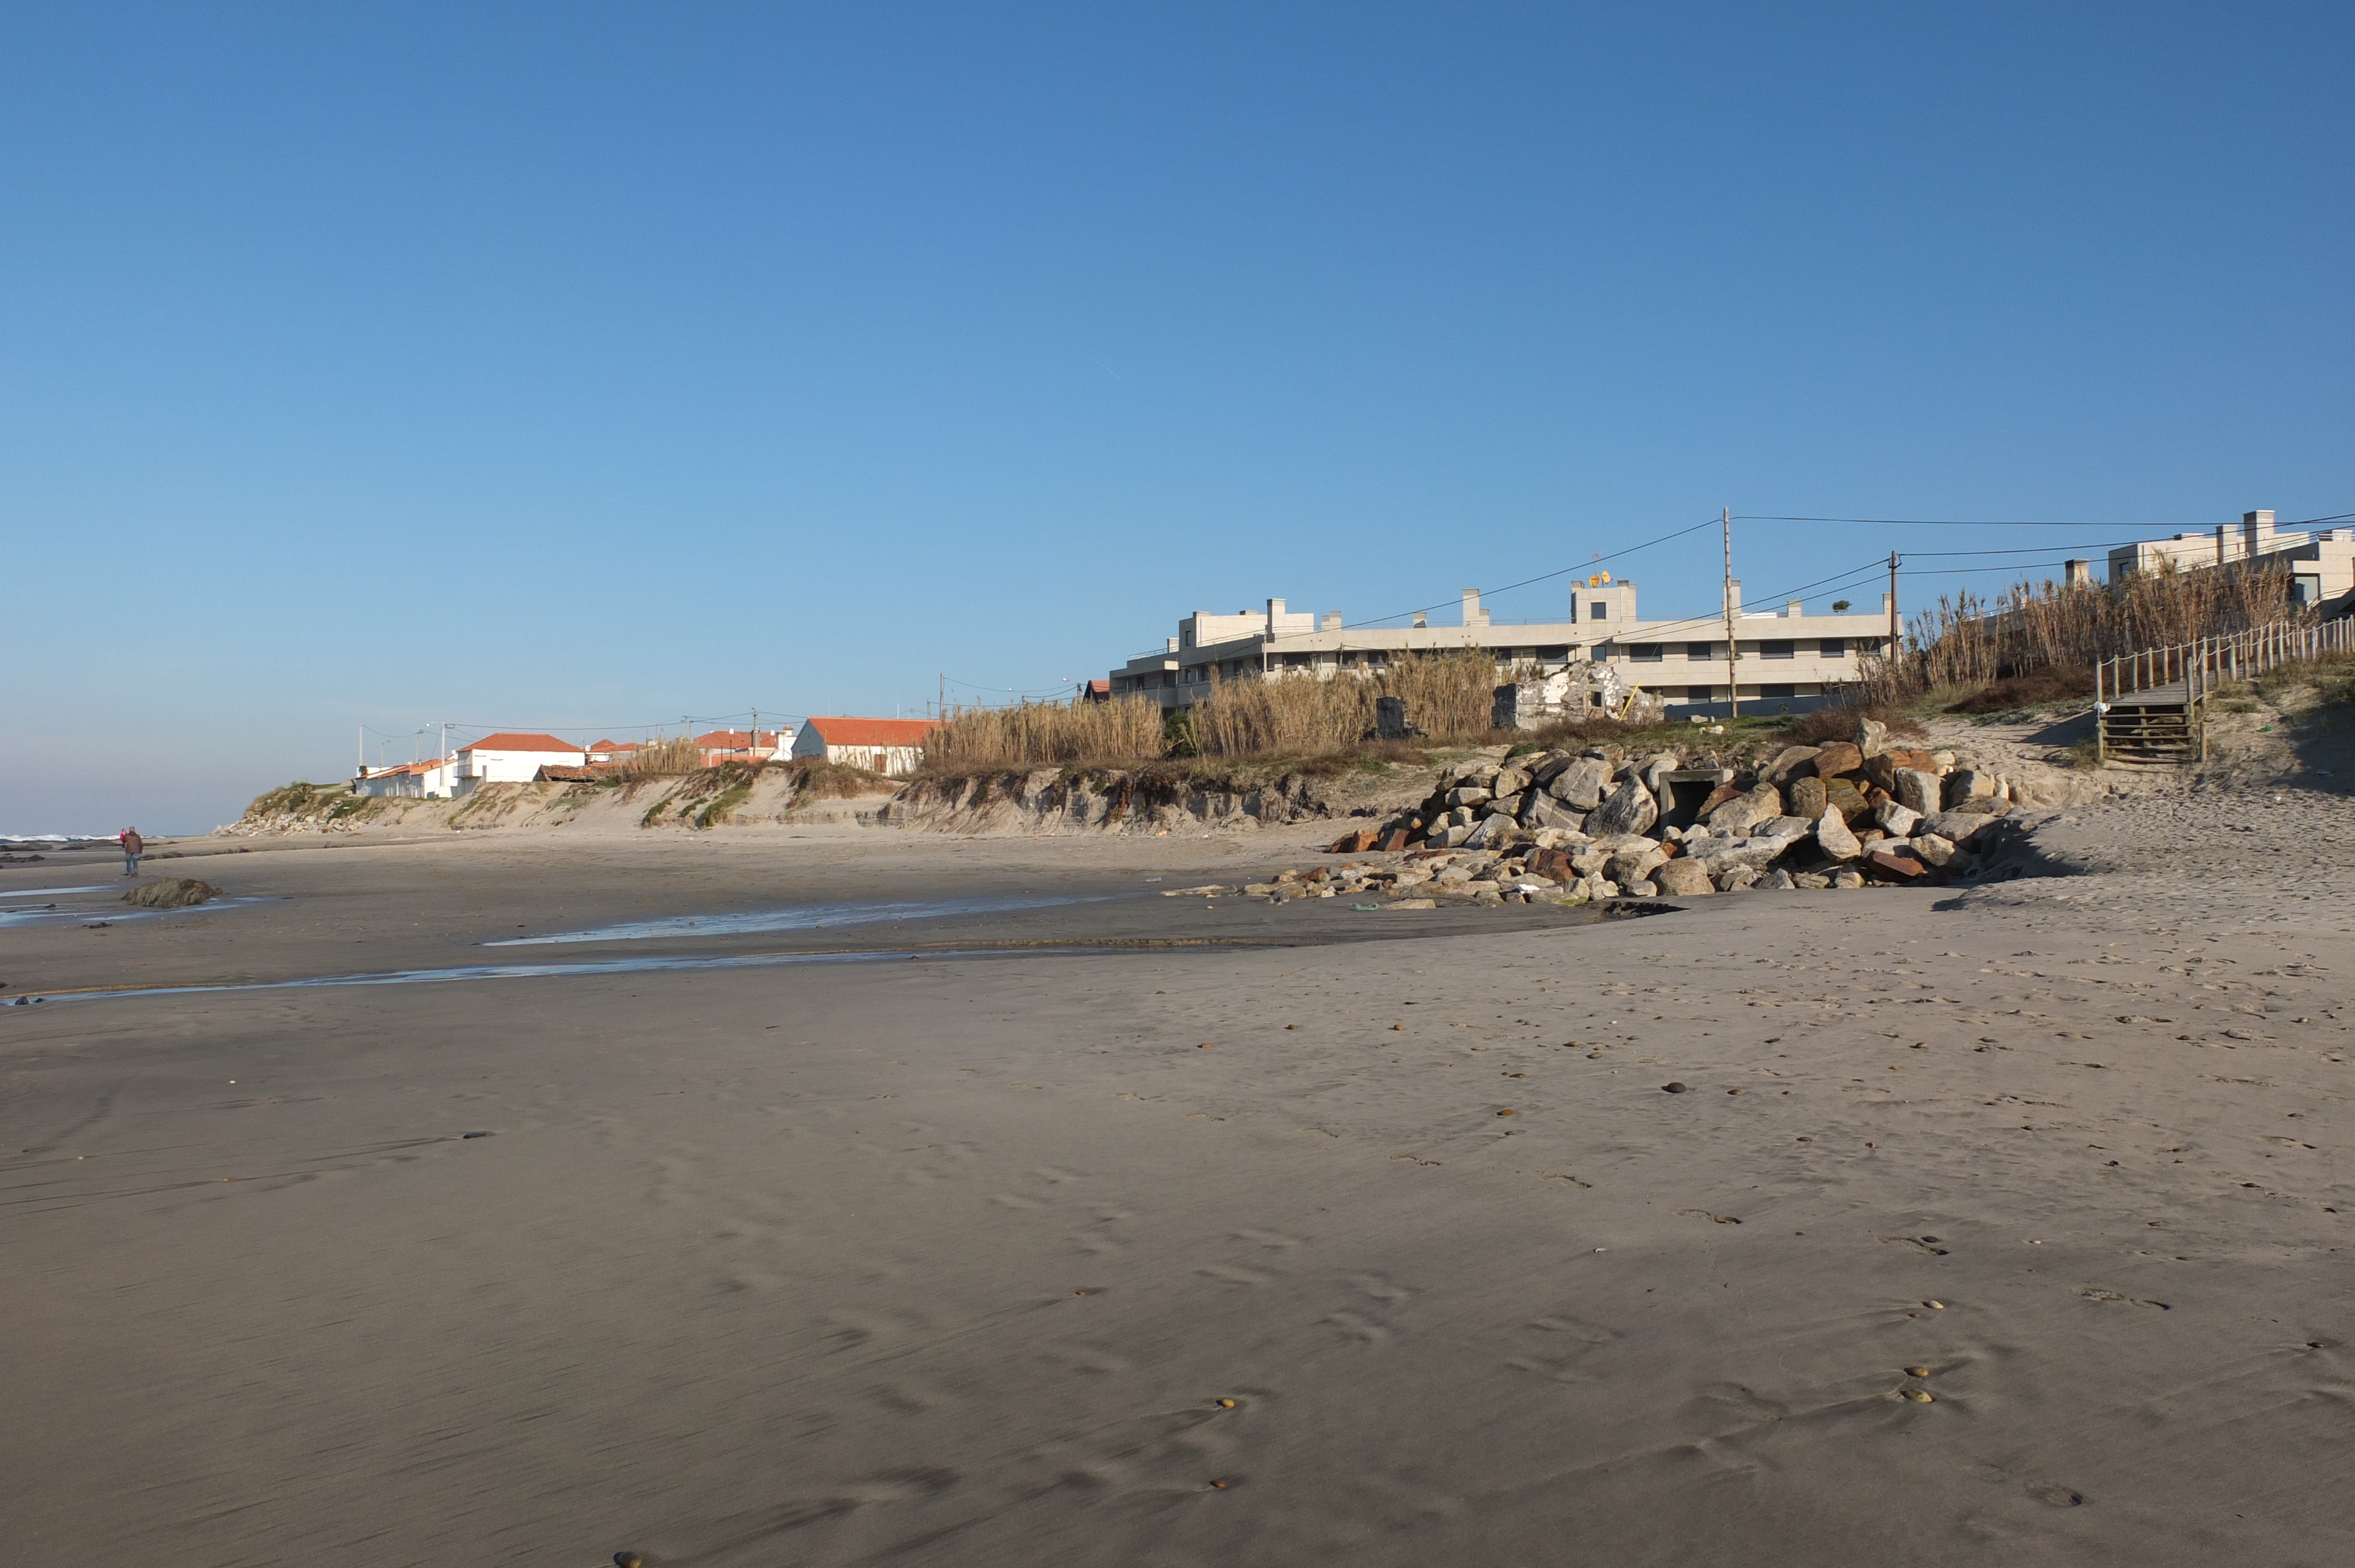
[4,802,2350,1566]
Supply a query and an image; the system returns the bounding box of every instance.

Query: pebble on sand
[1902,1389,1935,1403]
[1661,1082,1690,1094]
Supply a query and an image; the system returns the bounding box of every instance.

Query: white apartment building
[1106,582,1899,718]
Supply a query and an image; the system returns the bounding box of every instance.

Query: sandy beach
[4,795,2350,1566]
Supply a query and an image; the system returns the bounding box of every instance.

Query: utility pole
[357,723,364,778]
[1722,507,1740,719]
[1887,552,1901,660]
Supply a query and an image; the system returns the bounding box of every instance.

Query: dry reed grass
[619,738,706,777]
[1859,560,2299,706]
[917,650,1514,770]
[922,696,1167,769]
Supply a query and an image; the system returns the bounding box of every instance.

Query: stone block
[1831,869,1866,888]
[1760,745,1822,785]
[1654,858,1716,895]
[1586,778,1659,838]
[1812,741,1863,778]
[1706,783,1783,835]
[1824,779,1872,823]
[1873,800,1922,838]
[1854,717,1890,758]
[1895,768,1942,817]
[1545,756,1614,809]
[1866,847,1928,880]
[1445,785,1492,808]
[1716,864,1761,892]
[1756,868,1796,890]
[1606,845,1669,886]
[1910,833,1957,866]
[1815,807,1862,861]
[1522,794,1587,832]
[1326,827,1379,853]
[1943,769,1999,809]
[1487,792,1525,819]
[1786,775,1828,819]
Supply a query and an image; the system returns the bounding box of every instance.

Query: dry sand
[4,791,2350,1566]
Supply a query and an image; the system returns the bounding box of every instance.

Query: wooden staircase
[2095,617,2352,767]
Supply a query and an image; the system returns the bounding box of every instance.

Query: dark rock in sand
[123,878,220,909]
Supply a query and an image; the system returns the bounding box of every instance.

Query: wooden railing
[2095,616,2353,763]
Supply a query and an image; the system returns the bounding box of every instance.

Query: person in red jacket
[120,826,144,878]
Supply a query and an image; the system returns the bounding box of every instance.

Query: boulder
[1716,864,1761,892]
[1855,717,1890,759]
[1640,752,1683,795]
[1823,779,1873,823]
[1866,847,1929,880]
[1919,810,2003,843]
[123,878,219,909]
[1444,785,1492,808]
[1623,879,1659,897]
[1873,800,1922,838]
[1606,844,1669,886]
[1895,768,1942,817]
[1689,836,1798,873]
[1812,740,1864,779]
[1759,746,1822,786]
[1815,807,1862,861]
[1759,815,1820,839]
[1545,756,1614,809]
[1325,827,1380,853]
[1695,782,1744,819]
[1942,769,1999,809]
[1786,775,1829,819]
[1831,868,1866,889]
[1910,833,1958,867]
[1859,748,1936,794]
[1528,846,1578,882]
[1586,778,1659,838]
[1653,858,1717,896]
[1706,783,1783,835]
[1756,868,1796,891]
[1492,766,1533,798]
[1521,794,1588,832]
[1463,814,1517,850]
[1487,792,1525,819]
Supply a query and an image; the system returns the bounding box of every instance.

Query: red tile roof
[693,729,787,749]
[801,717,939,746]
[460,732,582,755]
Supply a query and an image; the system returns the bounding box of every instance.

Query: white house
[449,732,586,793]
[352,759,437,798]
[790,717,938,777]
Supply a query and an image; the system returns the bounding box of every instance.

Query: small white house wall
[461,747,586,784]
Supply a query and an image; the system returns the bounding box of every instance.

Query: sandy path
[2,796,2349,1566]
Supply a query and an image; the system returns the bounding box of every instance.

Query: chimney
[1461,588,1486,626]
[2242,510,2276,559]
[1166,637,1179,653]
[2064,559,2091,588]
[1321,610,1341,631]
[1785,600,1803,618]
[1266,597,1286,636]
[1724,579,1742,616]
[1412,611,1428,629]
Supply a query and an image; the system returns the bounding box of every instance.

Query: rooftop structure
[791,717,939,777]
[2108,510,2354,614]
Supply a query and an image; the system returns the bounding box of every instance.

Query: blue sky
[4,2,2347,832]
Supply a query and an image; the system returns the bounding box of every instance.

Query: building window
[1160,672,1175,689]
[1760,639,1795,660]
[1819,637,1845,658]
[1535,645,1568,662]
[1686,642,1714,660]
[1587,601,1610,620]
[1590,644,1610,662]
[1684,686,1714,700]
[1629,643,1663,662]
[1762,683,1796,700]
